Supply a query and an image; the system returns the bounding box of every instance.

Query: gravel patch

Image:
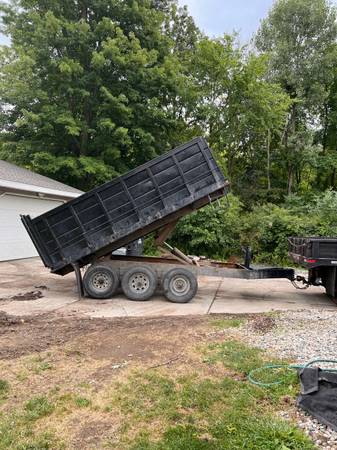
[237,309,337,449]
[242,310,337,364]
[280,410,337,450]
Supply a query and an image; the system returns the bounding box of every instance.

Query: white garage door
[0,193,63,262]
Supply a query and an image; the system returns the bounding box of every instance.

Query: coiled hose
[248,359,337,387]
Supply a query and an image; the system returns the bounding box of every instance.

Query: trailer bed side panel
[21,137,227,274]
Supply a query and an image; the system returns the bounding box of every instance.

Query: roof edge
[0,179,82,199]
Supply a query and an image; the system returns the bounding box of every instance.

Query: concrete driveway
[0,258,335,318]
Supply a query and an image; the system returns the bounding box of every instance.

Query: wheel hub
[92,272,110,290]
[170,276,190,296]
[130,273,150,293]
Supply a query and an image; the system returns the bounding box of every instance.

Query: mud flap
[323,267,337,299]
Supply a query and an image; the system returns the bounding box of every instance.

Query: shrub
[169,190,337,265]
[240,203,318,265]
[171,194,243,259]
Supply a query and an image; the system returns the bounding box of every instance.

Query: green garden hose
[248,359,337,387]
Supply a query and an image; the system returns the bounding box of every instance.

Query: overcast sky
[178,0,273,42]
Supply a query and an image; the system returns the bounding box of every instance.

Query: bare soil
[0,311,210,361]
[0,290,44,302]
[0,311,228,448]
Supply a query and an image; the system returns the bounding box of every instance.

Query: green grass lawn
[105,340,314,450]
[0,318,316,450]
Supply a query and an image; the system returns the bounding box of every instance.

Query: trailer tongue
[22,137,295,303]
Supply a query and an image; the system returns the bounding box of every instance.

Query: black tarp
[297,367,337,431]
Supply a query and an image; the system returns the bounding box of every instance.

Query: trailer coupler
[291,275,310,290]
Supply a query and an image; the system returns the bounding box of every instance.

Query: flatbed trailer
[289,237,337,301]
[21,137,296,303]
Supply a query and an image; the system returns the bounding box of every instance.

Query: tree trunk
[79,0,90,156]
[80,104,90,155]
[266,129,271,191]
[317,102,329,188]
[331,168,336,188]
[81,1,88,21]
[287,164,293,195]
[284,104,296,196]
[227,150,234,186]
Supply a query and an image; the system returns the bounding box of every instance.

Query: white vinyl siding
[0,193,63,261]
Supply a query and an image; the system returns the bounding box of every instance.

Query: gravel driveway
[237,310,337,450]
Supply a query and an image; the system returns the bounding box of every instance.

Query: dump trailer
[289,237,337,301]
[22,137,295,303]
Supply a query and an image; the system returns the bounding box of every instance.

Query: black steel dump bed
[22,137,228,275]
[288,237,337,268]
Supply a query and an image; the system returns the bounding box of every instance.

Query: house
[0,160,83,261]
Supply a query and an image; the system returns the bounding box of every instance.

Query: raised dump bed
[21,137,228,276]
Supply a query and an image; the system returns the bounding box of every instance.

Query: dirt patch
[0,290,43,302]
[0,311,308,450]
[0,314,206,360]
[250,315,276,334]
[74,419,113,448]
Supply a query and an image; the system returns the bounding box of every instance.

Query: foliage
[187,36,291,197]
[171,190,337,265]
[0,0,195,189]
[244,191,337,264]
[240,203,316,265]
[171,194,243,259]
[255,0,337,194]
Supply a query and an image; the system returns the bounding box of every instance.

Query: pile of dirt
[0,311,24,326]
[0,290,43,302]
[250,315,276,334]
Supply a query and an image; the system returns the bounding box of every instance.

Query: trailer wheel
[83,265,119,299]
[121,266,158,301]
[162,268,198,303]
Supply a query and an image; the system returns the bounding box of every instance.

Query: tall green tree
[187,36,291,201]
[0,0,195,190]
[255,0,337,194]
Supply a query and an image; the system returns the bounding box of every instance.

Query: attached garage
[0,160,82,262]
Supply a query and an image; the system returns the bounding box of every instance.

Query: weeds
[0,380,9,398]
[25,396,54,420]
[210,318,244,329]
[75,396,91,408]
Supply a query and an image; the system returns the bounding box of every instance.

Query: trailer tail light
[305,259,318,264]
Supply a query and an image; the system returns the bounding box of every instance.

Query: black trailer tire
[121,266,158,301]
[83,265,119,299]
[162,268,198,303]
